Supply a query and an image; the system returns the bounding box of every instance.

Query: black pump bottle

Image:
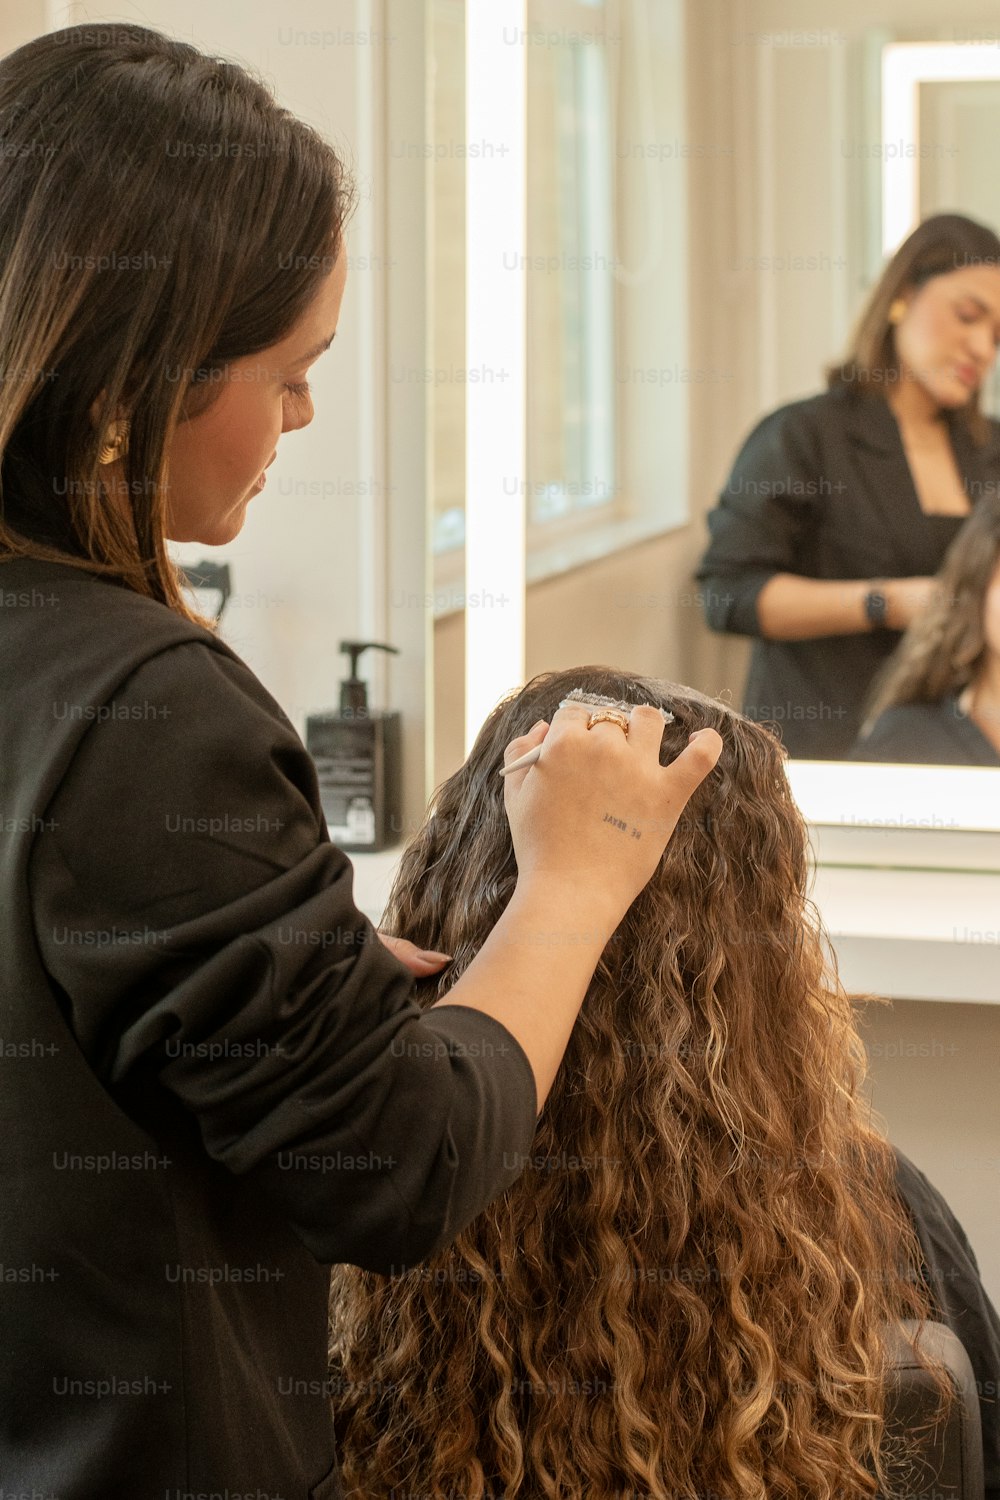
[305,641,402,853]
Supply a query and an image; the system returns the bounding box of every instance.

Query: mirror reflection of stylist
[697,214,1000,759]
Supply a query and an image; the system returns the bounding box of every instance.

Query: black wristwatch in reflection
[863,588,888,630]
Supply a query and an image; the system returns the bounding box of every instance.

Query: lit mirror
[431,8,1000,826]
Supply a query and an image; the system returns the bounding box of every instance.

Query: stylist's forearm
[432,877,619,1114]
[755,573,874,640]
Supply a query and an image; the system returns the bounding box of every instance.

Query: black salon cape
[849,696,1000,766]
[696,385,1000,758]
[894,1150,1000,1499]
[0,554,537,1499]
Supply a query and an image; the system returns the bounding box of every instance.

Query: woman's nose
[282,395,315,433]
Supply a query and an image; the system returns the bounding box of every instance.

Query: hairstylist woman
[697,213,1000,759]
[0,25,720,1500]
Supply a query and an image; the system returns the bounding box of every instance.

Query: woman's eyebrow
[958,294,1000,333]
[962,294,998,316]
[298,332,337,361]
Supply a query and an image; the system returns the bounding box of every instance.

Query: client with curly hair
[330,667,957,1500]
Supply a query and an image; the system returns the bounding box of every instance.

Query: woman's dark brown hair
[330,666,948,1500]
[0,22,354,624]
[827,211,1000,445]
[861,495,1000,731]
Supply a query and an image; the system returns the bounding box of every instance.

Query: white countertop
[809,863,1000,1005]
[350,830,1000,1007]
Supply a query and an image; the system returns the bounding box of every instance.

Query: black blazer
[696,385,1000,758]
[0,554,537,1498]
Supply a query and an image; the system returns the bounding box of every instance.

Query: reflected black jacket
[696,386,1000,758]
[0,554,537,1499]
[849,696,1000,765]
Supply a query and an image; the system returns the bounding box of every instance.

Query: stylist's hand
[501,705,722,922]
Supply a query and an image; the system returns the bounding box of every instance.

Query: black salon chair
[880,1320,984,1500]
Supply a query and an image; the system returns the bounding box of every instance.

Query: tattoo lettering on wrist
[603,812,641,839]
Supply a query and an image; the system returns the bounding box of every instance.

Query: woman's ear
[888,294,910,326]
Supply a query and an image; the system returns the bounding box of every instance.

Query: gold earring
[888,298,907,326]
[98,418,130,465]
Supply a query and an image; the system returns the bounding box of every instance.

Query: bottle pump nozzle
[338,640,400,714]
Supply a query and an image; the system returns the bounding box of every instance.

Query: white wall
[1,0,45,53]
[29,0,429,829]
[859,999,1000,1305]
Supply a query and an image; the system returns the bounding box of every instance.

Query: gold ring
[586,709,629,737]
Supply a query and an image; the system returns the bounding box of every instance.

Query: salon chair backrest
[880,1319,984,1500]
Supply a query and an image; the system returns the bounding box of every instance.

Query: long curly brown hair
[330,668,946,1500]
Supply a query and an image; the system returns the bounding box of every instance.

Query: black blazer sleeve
[696,403,823,636]
[27,640,537,1274]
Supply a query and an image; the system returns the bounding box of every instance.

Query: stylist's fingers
[501,718,550,791]
[501,702,721,915]
[622,702,673,754]
[377,932,452,975]
[621,709,722,846]
[656,727,723,830]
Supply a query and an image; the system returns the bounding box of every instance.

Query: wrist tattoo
[603,812,641,839]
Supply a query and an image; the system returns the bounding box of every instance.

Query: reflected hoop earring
[888,298,907,326]
[99,418,130,465]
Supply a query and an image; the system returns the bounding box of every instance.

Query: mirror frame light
[464,2,528,751]
[786,758,1000,834]
[881,40,1000,253]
